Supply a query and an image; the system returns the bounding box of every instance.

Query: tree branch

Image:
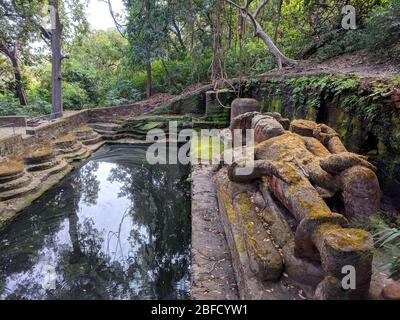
[223,0,297,69]
[100,0,127,38]
[254,0,269,18]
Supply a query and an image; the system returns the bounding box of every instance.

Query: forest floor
[306,50,400,79]
[263,50,400,80]
[140,50,400,108]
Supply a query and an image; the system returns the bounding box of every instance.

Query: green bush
[0,94,23,116]
[315,0,400,61]
[62,83,90,110]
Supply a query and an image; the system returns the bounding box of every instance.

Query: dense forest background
[0,0,399,116]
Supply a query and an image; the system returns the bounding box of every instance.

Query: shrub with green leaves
[315,0,400,61]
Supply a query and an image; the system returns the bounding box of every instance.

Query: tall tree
[47,0,63,118]
[0,0,88,116]
[42,0,88,118]
[211,0,224,82]
[126,0,169,99]
[0,0,45,105]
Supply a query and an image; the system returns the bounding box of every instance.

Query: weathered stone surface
[381,281,400,300]
[291,119,347,154]
[252,114,285,144]
[315,227,374,300]
[259,182,294,248]
[0,174,32,193]
[220,106,380,299]
[24,147,54,165]
[296,215,348,260]
[283,242,324,288]
[26,159,60,172]
[340,165,381,218]
[233,192,283,281]
[320,153,377,175]
[230,98,260,120]
[0,161,24,179]
[301,136,331,157]
[314,276,346,300]
[290,119,316,137]
[191,165,238,300]
[53,134,77,149]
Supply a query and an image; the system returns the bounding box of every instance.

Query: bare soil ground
[262,50,400,81]
[311,50,400,79]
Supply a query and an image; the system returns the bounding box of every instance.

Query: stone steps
[0,178,41,201]
[0,174,33,193]
[90,122,120,132]
[39,160,70,179]
[63,148,91,161]
[0,161,70,201]
[92,128,115,135]
[0,171,25,184]
[81,135,104,146]
[57,143,83,155]
[23,149,54,165]
[26,159,60,172]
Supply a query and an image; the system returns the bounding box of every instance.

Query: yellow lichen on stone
[324,228,373,252]
[74,126,93,134]
[0,161,24,178]
[29,148,53,159]
[221,190,237,224]
[235,193,272,260]
[55,134,76,144]
[274,162,302,184]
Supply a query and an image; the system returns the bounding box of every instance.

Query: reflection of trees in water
[71,161,101,207]
[0,160,104,299]
[0,147,191,300]
[107,159,191,300]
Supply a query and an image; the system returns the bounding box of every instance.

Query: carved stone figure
[215,98,382,299]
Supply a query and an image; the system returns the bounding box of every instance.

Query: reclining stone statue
[215,98,381,299]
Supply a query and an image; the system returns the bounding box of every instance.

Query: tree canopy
[0,0,398,116]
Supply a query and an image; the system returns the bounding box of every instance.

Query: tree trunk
[274,0,283,44]
[49,0,63,119]
[251,17,297,68]
[211,0,224,83]
[146,58,152,99]
[8,47,28,106]
[188,0,195,51]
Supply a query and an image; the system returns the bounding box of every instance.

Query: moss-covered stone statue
[214,98,381,300]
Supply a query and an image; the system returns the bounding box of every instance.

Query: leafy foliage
[0,0,398,116]
[315,0,400,61]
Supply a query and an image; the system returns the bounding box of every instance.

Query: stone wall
[87,103,155,122]
[26,110,89,138]
[0,116,26,127]
[0,98,182,158]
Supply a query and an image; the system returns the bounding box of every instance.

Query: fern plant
[374,225,400,279]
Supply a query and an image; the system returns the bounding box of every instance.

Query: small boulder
[381,281,400,300]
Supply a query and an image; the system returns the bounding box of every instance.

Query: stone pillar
[230,98,260,120]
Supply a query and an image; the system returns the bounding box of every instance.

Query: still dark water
[0,144,191,300]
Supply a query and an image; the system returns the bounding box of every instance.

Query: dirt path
[191,164,239,300]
